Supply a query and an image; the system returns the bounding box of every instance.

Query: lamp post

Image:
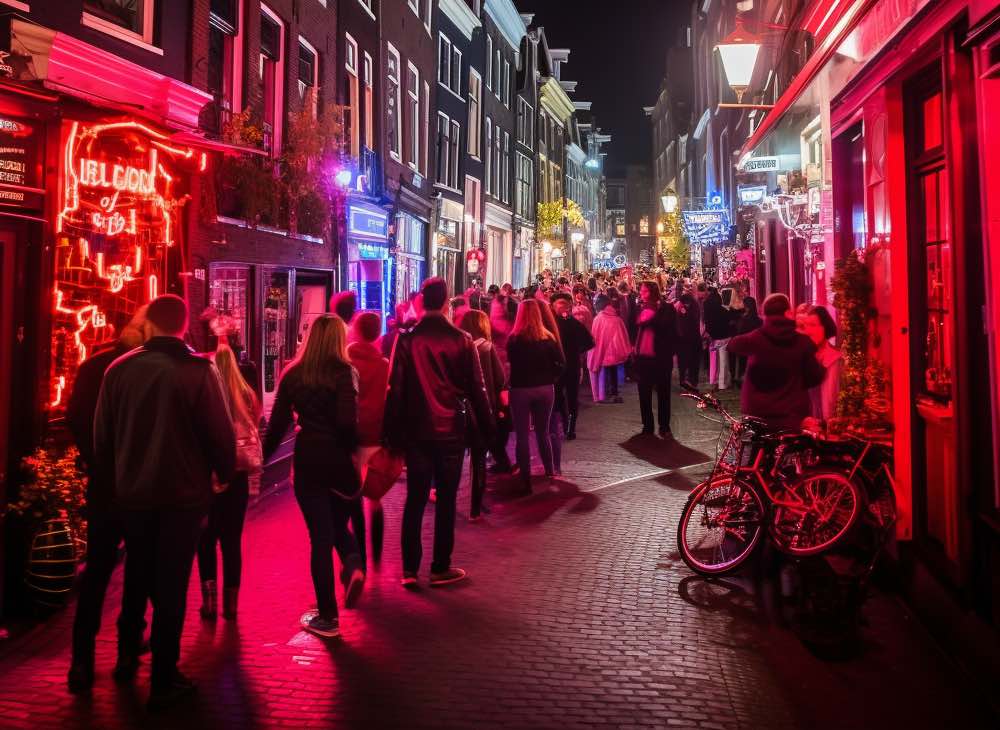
[715,17,773,110]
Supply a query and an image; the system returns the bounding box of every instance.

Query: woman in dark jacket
[460,310,507,519]
[263,315,362,639]
[733,296,763,384]
[675,291,702,387]
[507,299,565,494]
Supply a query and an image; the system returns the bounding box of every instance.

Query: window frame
[345,33,360,157]
[468,69,482,159]
[406,61,421,171]
[436,111,451,188]
[259,3,285,157]
[387,42,403,162]
[485,117,493,195]
[297,36,319,117]
[363,52,374,150]
[503,60,511,108]
[486,36,493,91]
[449,119,461,190]
[82,0,160,54]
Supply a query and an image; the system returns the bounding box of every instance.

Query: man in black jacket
[635,281,678,437]
[94,294,236,711]
[66,310,149,693]
[550,292,594,440]
[384,278,494,588]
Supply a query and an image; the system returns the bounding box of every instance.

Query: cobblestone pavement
[0,383,994,729]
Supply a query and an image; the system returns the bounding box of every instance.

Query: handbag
[234,417,263,474]
[362,447,405,500]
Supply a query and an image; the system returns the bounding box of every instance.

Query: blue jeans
[510,385,555,480]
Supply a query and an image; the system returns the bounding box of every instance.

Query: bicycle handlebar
[679,385,738,426]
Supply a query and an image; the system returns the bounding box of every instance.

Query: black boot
[222,586,239,620]
[566,414,578,440]
[199,579,217,619]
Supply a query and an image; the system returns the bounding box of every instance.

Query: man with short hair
[94,294,235,711]
[727,293,826,431]
[551,292,594,440]
[384,278,494,587]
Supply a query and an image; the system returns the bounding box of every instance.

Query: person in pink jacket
[587,299,631,403]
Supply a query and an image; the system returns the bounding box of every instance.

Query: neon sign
[49,120,200,415]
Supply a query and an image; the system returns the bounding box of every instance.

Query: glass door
[261,268,290,415]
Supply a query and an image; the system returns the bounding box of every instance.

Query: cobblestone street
[0,384,993,730]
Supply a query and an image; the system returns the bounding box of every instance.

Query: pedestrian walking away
[551,291,595,440]
[92,295,236,711]
[197,343,262,622]
[507,299,565,492]
[66,306,150,694]
[588,297,631,403]
[384,277,495,588]
[263,315,365,640]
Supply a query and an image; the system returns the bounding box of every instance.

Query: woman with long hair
[537,300,568,476]
[262,315,363,638]
[506,299,565,494]
[198,344,261,620]
[804,305,843,424]
[459,310,507,519]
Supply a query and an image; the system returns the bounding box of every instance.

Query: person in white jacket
[587,299,632,403]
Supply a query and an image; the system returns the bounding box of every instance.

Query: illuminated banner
[683,209,731,246]
[348,204,389,239]
[50,120,203,413]
[0,115,43,210]
[738,185,768,205]
[741,156,779,173]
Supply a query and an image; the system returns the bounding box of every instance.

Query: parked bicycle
[676,385,868,576]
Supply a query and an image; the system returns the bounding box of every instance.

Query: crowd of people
[62,266,844,711]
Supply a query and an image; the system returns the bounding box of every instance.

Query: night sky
[517,0,689,176]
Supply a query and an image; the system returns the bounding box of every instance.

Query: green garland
[831,252,871,421]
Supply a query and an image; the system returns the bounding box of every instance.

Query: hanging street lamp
[716,17,774,110]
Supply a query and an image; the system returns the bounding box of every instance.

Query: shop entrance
[294,272,329,354]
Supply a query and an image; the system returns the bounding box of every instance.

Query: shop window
[263,269,290,398]
[921,166,951,399]
[83,0,156,47]
[208,265,251,352]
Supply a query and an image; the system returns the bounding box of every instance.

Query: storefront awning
[739,0,874,160]
[170,131,269,157]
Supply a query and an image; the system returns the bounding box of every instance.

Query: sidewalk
[0,382,993,729]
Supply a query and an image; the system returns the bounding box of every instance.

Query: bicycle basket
[716,422,755,474]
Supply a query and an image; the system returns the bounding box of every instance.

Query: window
[345,34,360,157]
[515,152,533,218]
[259,6,284,156]
[486,36,493,91]
[407,63,420,169]
[363,53,374,149]
[207,0,241,132]
[517,99,533,149]
[493,48,501,97]
[423,0,432,32]
[437,34,462,97]
[492,123,501,197]
[503,60,511,107]
[387,44,402,160]
[356,0,373,14]
[485,118,492,195]
[501,131,510,204]
[435,113,459,189]
[639,216,650,234]
[408,0,418,14]
[298,38,318,116]
[468,70,482,157]
[423,81,430,175]
[450,120,461,188]
[83,0,156,49]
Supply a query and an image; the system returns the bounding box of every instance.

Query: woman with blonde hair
[198,343,261,620]
[537,300,568,477]
[262,315,363,638]
[506,299,565,494]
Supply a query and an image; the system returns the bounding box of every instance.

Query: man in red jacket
[727,293,826,431]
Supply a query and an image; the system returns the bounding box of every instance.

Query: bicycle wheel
[769,470,864,556]
[677,477,765,576]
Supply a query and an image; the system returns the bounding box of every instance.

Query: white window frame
[82,0,161,55]
[423,80,430,175]
[449,119,461,190]
[468,69,482,159]
[518,99,534,150]
[423,0,432,33]
[492,123,501,197]
[485,118,493,195]
[437,33,463,100]
[493,48,501,98]
[408,0,419,14]
[363,52,374,150]
[450,47,462,97]
[486,36,493,91]
[503,60,511,108]
[297,35,319,117]
[436,111,451,188]
[406,62,420,171]
[355,0,375,21]
[502,131,510,204]
[438,34,452,89]
[387,42,402,161]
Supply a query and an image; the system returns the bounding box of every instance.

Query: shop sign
[683,209,731,246]
[358,241,390,259]
[741,156,779,173]
[738,185,768,205]
[0,115,43,210]
[348,205,389,238]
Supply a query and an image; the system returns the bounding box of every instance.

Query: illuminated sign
[0,115,42,210]
[50,120,199,414]
[738,185,768,205]
[358,242,390,259]
[741,156,779,173]
[348,205,389,239]
[683,209,732,246]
